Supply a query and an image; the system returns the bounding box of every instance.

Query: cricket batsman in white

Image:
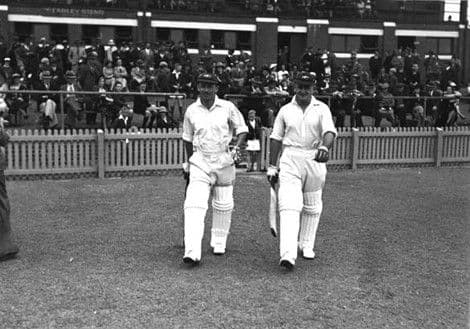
[267,72,337,270]
[182,73,248,266]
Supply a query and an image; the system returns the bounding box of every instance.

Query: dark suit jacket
[246,117,262,140]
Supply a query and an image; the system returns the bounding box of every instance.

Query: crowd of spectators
[0,36,467,130]
[7,0,377,19]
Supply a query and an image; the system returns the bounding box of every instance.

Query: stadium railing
[3,126,469,179]
[0,90,187,130]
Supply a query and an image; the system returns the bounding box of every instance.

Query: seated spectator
[408,84,426,127]
[111,105,134,130]
[113,58,128,89]
[103,60,115,90]
[393,82,408,126]
[264,78,288,96]
[133,82,157,129]
[130,59,146,91]
[155,106,177,129]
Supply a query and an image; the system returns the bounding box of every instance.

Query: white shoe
[213,245,226,255]
[302,248,315,259]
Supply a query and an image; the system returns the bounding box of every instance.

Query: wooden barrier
[4,126,469,178]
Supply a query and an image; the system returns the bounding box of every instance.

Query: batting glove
[182,162,190,182]
[266,165,279,188]
[314,146,329,163]
[230,146,242,163]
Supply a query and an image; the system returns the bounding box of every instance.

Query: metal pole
[59,93,65,130]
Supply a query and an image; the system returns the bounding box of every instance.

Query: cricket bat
[269,181,278,237]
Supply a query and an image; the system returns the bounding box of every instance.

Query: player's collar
[292,95,316,109]
[196,95,222,110]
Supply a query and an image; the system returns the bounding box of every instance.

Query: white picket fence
[4,126,470,178]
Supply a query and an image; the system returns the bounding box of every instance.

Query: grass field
[0,167,468,329]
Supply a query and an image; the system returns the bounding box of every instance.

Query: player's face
[197,82,217,99]
[294,83,314,102]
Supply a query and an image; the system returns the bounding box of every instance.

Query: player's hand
[266,165,279,188]
[182,162,190,182]
[314,146,329,163]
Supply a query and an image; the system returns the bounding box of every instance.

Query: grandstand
[0,0,468,80]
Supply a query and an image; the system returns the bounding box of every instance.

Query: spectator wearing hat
[156,61,171,92]
[156,106,177,129]
[111,105,134,130]
[437,82,464,126]
[375,82,396,127]
[61,70,83,128]
[133,82,157,129]
[230,61,247,94]
[6,73,29,126]
[37,71,58,129]
[424,81,443,126]
[225,48,236,68]
[344,80,364,128]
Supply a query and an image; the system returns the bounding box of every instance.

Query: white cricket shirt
[183,96,248,170]
[270,96,337,150]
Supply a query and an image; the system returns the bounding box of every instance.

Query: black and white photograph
[0,0,469,328]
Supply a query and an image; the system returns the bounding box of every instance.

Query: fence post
[260,128,266,171]
[351,128,360,170]
[97,129,105,178]
[59,93,65,130]
[435,127,443,167]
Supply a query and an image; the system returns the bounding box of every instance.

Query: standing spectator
[37,71,58,129]
[61,71,83,128]
[130,59,147,91]
[68,40,81,73]
[424,81,443,126]
[140,42,155,68]
[375,82,396,127]
[369,50,382,81]
[245,109,262,172]
[0,58,14,85]
[0,118,18,261]
[6,73,29,125]
[225,48,236,68]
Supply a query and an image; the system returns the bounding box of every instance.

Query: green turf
[0,168,468,328]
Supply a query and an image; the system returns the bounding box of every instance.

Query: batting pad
[299,190,322,251]
[211,186,234,248]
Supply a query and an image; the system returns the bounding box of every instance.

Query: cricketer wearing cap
[267,72,337,270]
[182,73,248,265]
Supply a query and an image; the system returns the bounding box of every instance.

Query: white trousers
[278,148,326,263]
[183,162,235,261]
